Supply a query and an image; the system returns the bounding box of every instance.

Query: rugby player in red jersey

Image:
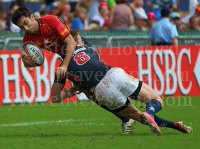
[12,7,76,81]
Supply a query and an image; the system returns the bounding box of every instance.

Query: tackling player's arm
[73,83,96,101]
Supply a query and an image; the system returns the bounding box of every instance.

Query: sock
[115,115,130,123]
[154,115,176,129]
[146,99,162,115]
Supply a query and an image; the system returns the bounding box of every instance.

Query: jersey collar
[35,19,42,35]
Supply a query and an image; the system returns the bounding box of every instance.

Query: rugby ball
[22,41,44,66]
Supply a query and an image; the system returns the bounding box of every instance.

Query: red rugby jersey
[23,15,70,57]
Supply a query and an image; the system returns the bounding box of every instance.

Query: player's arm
[61,34,77,69]
[56,34,76,79]
[46,16,77,79]
[73,83,96,101]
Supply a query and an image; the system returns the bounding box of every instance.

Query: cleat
[174,121,194,133]
[122,119,136,134]
[140,112,162,135]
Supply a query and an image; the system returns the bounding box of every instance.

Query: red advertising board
[0,50,77,105]
[0,45,199,105]
[100,45,200,96]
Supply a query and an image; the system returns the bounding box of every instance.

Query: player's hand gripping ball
[22,41,44,66]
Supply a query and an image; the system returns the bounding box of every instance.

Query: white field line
[0,119,85,127]
[0,119,114,127]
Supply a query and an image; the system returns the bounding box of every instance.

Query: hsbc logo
[136,48,199,96]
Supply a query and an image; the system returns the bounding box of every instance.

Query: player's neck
[34,19,40,35]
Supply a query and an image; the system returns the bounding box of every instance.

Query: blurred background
[0,0,200,49]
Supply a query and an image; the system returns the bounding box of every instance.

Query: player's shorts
[94,67,142,112]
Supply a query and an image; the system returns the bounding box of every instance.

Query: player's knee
[153,95,164,107]
[146,94,164,107]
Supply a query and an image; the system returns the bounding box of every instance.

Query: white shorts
[94,67,142,111]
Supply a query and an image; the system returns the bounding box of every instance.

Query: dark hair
[12,6,33,25]
[70,29,80,42]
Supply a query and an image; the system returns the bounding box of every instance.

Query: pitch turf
[0,96,199,149]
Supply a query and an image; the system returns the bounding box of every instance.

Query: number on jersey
[73,52,90,65]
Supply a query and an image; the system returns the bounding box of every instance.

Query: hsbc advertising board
[100,45,200,96]
[0,45,199,105]
[0,50,77,105]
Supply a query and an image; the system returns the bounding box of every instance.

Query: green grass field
[0,96,199,149]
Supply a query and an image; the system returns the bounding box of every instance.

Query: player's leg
[50,74,68,102]
[130,82,193,133]
[94,68,161,135]
[73,83,136,134]
[50,82,66,102]
[129,82,163,116]
[114,101,162,135]
[97,102,136,134]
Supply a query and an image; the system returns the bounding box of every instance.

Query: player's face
[17,14,36,34]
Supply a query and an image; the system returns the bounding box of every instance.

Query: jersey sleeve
[42,16,70,41]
